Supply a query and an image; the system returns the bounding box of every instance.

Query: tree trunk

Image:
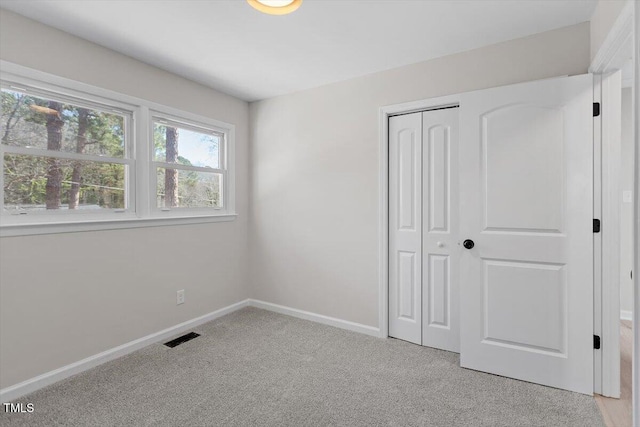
[2,94,24,144]
[165,126,179,207]
[68,108,89,209]
[45,101,64,210]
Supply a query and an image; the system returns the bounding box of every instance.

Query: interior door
[389,112,422,344]
[458,75,594,394]
[422,108,459,352]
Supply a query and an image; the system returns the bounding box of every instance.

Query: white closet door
[458,75,593,394]
[389,112,422,344]
[422,108,459,352]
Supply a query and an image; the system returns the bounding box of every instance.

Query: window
[152,116,225,210]
[1,87,132,215]
[0,62,236,235]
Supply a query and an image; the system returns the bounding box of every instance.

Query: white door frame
[589,0,635,399]
[601,1,640,424]
[592,71,623,398]
[634,6,639,425]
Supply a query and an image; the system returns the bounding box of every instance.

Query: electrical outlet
[177,289,185,305]
[622,190,632,203]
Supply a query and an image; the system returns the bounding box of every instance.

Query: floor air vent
[164,332,200,348]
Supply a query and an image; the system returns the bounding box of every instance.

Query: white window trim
[0,61,236,237]
[149,111,228,216]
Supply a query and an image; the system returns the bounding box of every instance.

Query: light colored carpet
[2,307,604,426]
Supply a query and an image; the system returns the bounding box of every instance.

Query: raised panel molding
[481,104,564,233]
[398,129,416,230]
[427,254,450,328]
[427,125,450,233]
[398,251,418,320]
[482,259,567,355]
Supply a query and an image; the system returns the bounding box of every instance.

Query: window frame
[1,82,136,218]
[150,112,228,215]
[0,61,236,237]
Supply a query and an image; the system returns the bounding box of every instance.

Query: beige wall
[621,87,634,315]
[249,23,591,327]
[0,10,250,389]
[590,0,628,62]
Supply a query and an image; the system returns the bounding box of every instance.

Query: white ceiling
[0,0,597,101]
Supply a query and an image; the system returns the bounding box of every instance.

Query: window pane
[3,154,125,211]
[153,122,220,169]
[157,168,222,209]
[1,89,125,158]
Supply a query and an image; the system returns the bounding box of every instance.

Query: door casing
[588,0,635,400]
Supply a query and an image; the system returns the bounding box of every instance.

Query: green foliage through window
[2,88,127,211]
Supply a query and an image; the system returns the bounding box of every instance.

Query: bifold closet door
[389,108,459,351]
[389,112,423,345]
[421,108,459,353]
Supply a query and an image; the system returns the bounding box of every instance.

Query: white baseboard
[1,298,382,402]
[0,299,250,402]
[248,299,382,338]
[621,310,633,321]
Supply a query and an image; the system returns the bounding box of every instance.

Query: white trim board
[589,0,634,74]
[632,6,639,426]
[621,310,633,321]
[596,71,623,398]
[0,299,250,402]
[0,214,238,238]
[248,299,382,338]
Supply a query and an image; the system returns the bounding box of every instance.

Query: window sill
[0,213,238,237]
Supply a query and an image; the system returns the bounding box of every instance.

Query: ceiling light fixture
[247,0,302,16]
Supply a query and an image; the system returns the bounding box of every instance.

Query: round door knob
[437,241,444,248]
[463,239,475,249]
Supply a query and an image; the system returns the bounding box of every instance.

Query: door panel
[459,75,593,394]
[427,125,449,232]
[389,112,422,344]
[398,251,418,319]
[483,259,566,354]
[482,105,564,232]
[426,254,449,327]
[422,108,459,352]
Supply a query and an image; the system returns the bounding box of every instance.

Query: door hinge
[593,102,601,117]
[594,335,601,350]
[593,219,601,233]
